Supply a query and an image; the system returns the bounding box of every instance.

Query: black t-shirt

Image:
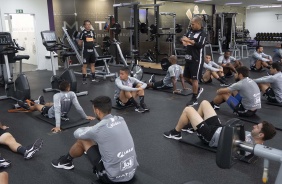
[184,29,206,63]
[79,30,96,50]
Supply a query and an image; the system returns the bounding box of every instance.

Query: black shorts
[83,51,96,64]
[265,87,278,103]
[183,61,203,80]
[116,98,132,107]
[41,106,51,117]
[234,103,257,117]
[0,128,7,136]
[153,80,172,90]
[196,116,222,144]
[87,145,113,183]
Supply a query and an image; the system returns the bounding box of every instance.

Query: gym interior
[0,0,282,183]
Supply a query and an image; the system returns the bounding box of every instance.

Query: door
[4,14,37,65]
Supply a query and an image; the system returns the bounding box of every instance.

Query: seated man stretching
[115,67,149,113]
[18,81,95,133]
[202,54,229,86]
[0,121,43,165]
[163,100,276,149]
[250,45,272,71]
[210,66,261,117]
[253,62,282,104]
[218,50,242,77]
[52,96,139,183]
[147,55,188,93]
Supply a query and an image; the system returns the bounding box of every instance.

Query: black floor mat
[142,68,166,75]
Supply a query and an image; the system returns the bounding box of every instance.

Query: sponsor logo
[115,168,136,179]
[117,147,134,158]
[120,156,134,171]
[107,119,121,128]
[185,55,192,60]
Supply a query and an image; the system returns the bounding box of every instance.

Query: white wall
[246,7,282,46]
[0,0,50,70]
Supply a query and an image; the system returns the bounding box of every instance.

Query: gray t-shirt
[218,55,236,65]
[73,114,138,182]
[253,72,282,103]
[250,51,272,66]
[228,77,261,110]
[47,91,87,127]
[203,61,221,72]
[114,77,147,100]
[162,64,183,87]
[273,48,282,63]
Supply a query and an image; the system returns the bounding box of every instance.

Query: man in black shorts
[163,100,276,147]
[78,20,97,84]
[181,16,206,106]
[51,96,138,183]
[0,121,43,165]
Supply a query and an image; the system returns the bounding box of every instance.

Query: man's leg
[90,62,96,82]
[119,90,144,113]
[0,132,43,159]
[82,63,88,84]
[258,83,270,93]
[0,172,8,184]
[197,100,217,121]
[135,83,149,111]
[254,60,263,70]
[52,139,95,170]
[202,70,212,83]
[210,92,231,109]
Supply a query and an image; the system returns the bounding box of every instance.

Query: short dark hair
[224,50,231,53]
[91,96,112,114]
[120,66,130,74]
[236,66,249,77]
[59,81,70,91]
[272,62,282,72]
[256,45,262,51]
[83,20,91,25]
[260,121,276,141]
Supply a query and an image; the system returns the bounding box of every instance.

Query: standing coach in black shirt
[181,16,206,106]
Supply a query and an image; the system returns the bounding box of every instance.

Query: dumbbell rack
[255,32,282,45]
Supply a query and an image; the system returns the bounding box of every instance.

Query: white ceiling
[165,0,282,7]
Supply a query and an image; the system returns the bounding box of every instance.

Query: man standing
[78,20,97,84]
[181,16,206,106]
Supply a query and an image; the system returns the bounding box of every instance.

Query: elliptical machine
[41,30,88,96]
[0,32,31,102]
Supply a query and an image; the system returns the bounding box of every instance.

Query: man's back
[163,64,183,86]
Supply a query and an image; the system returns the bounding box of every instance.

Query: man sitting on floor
[146,55,188,93]
[202,54,229,86]
[51,96,139,183]
[210,66,261,117]
[0,121,43,166]
[218,50,242,77]
[273,43,282,63]
[115,66,149,113]
[253,62,282,104]
[18,81,95,133]
[250,45,272,71]
[163,100,276,149]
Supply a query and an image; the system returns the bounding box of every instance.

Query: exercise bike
[112,38,143,80]
[0,32,31,103]
[41,30,88,96]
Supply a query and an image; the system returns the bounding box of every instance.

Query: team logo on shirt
[107,118,121,128]
[117,147,134,158]
[120,156,134,171]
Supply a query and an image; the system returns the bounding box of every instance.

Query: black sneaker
[186,96,198,107]
[61,115,69,121]
[197,88,204,99]
[210,102,220,110]
[38,95,45,105]
[0,157,11,168]
[18,100,30,110]
[220,83,231,87]
[181,125,195,133]
[82,78,87,84]
[51,155,74,170]
[24,138,43,159]
[148,74,155,83]
[140,103,149,112]
[163,129,182,140]
[135,106,145,113]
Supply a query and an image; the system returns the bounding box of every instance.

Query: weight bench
[179,133,258,164]
[35,114,90,130]
[266,101,282,107]
[150,88,192,96]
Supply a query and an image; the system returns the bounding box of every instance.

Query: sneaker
[91,78,99,82]
[220,83,231,87]
[148,74,155,83]
[24,138,43,159]
[181,125,195,133]
[38,95,45,105]
[51,155,74,170]
[163,129,182,140]
[0,157,11,168]
[197,87,204,99]
[135,106,145,113]
[186,96,198,107]
[82,78,87,84]
[18,100,30,110]
[61,115,69,121]
[140,103,150,111]
[210,102,220,110]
